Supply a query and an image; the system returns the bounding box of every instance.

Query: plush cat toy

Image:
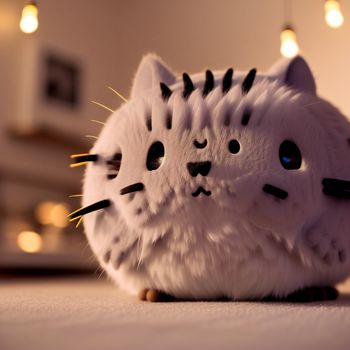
[70,54,350,302]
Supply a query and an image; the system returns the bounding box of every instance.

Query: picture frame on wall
[43,53,81,109]
[14,39,88,148]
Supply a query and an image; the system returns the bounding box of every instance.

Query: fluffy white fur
[82,55,350,300]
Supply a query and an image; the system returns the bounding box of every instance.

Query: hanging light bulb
[280,26,299,58]
[325,0,344,28]
[19,1,39,34]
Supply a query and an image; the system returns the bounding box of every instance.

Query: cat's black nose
[187,161,211,177]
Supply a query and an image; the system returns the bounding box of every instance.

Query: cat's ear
[130,54,176,99]
[268,56,316,95]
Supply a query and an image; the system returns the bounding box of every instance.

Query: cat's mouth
[192,186,211,197]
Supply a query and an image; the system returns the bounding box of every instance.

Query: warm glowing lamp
[19,1,39,34]
[50,203,69,228]
[35,201,69,228]
[35,201,55,225]
[325,0,344,28]
[280,26,299,58]
[17,231,43,253]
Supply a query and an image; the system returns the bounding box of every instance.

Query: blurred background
[0,0,349,275]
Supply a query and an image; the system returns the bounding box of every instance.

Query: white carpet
[1,277,350,350]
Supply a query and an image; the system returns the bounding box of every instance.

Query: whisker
[263,184,288,200]
[97,268,105,280]
[323,188,350,199]
[91,119,106,126]
[69,215,82,222]
[137,236,143,269]
[70,162,89,168]
[85,135,99,140]
[302,101,323,108]
[70,153,98,168]
[322,178,350,199]
[108,86,128,103]
[68,199,111,220]
[75,216,83,228]
[120,182,144,195]
[322,178,350,190]
[69,194,84,198]
[91,100,114,113]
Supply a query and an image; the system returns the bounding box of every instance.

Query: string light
[17,231,42,253]
[280,1,299,58]
[19,1,39,34]
[280,26,299,58]
[325,0,344,28]
[35,201,69,228]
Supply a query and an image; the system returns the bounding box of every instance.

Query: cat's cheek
[246,194,311,233]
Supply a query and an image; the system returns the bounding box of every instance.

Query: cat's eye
[106,153,122,180]
[228,139,240,154]
[146,141,165,171]
[279,140,302,170]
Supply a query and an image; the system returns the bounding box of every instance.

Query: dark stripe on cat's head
[242,68,257,95]
[222,68,234,95]
[146,115,152,131]
[202,70,214,97]
[166,112,172,130]
[160,82,172,102]
[183,73,195,99]
[241,107,252,126]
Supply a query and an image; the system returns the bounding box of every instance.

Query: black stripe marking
[166,112,172,129]
[160,82,172,102]
[69,199,111,220]
[71,154,98,164]
[263,184,288,200]
[323,188,350,199]
[241,108,252,126]
[242,68,257,95]
[322,177,350,200]
[202,70,214,97]
[183,73,195,99]
[146,116,152,131]
[120,182,145,195]
[222,68,233,94]
[322,178,350,190]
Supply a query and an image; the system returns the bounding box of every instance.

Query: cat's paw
[137,289,175,302]
[305,229,347,265]
[263,286,339,302]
